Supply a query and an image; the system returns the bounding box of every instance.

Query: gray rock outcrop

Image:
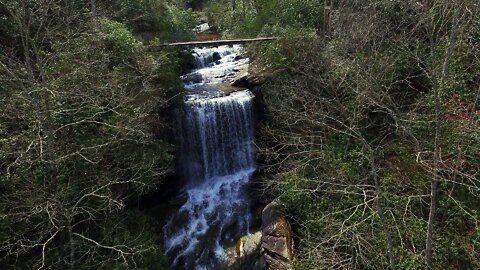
[261,201,294,270]
[222,201,294,270]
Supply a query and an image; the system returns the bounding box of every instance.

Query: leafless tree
[256,0,480,269]
[0,1,172,268]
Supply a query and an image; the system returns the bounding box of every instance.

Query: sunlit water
[164,45,255,269]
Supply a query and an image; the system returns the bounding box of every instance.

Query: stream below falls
[163,45,256,269]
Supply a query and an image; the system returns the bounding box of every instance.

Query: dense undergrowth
[0,0,196,269]
[205,0,480,269]
[1,0,479,269]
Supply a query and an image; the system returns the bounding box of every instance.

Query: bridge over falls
[150,37,277,49]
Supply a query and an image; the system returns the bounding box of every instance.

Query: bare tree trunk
[91,0,96,18]
[369,153,396,270]
[425,175,438,268]
[426,0,462,267]
[69,224,75,270]
[323,0,332,37]
[242,0,246,19]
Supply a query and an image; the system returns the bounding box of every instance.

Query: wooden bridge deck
[152,37,278,49]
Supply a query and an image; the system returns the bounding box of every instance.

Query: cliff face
[261,201,294,269]
[223,201,294,270]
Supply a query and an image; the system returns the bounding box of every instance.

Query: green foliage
[205,0,323,38]
[166,3,198,38]
[113,0,197,41]
[0,0,186,268]
[252,1,480,269]
[101,211,170,270]
[250,41,289,70]
[252,0,323,29]
[114,0,171,32]
[153,49,189,97]
[101,19,141,56]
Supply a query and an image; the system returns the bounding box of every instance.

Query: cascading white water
[164,45,255,269]
[193,22,210,34]
[182,45,249,88]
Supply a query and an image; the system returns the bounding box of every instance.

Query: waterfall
[181,45,249,87]
[193,22,210,33]
[164,45,255,269]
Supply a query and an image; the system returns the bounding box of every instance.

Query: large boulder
[223,231,265,270]
[231,73,251,88]
[221,201,294,270]
[229,64,252,88]
[181,72,203,84]
[261,201,294,270]
[230,69,273,88]
[212,52,222,62]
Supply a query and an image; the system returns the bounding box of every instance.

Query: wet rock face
[261,201,294,270]
[222,201,293,270]
[229,65,273,89]
[223,231,265,270]
[231,73,250,88]
[181,72,203,84]
[212,52,222,62]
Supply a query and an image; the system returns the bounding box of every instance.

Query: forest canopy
[0,0,193,268]
[1,0,480,269]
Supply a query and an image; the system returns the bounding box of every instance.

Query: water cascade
[164,45,255,269]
